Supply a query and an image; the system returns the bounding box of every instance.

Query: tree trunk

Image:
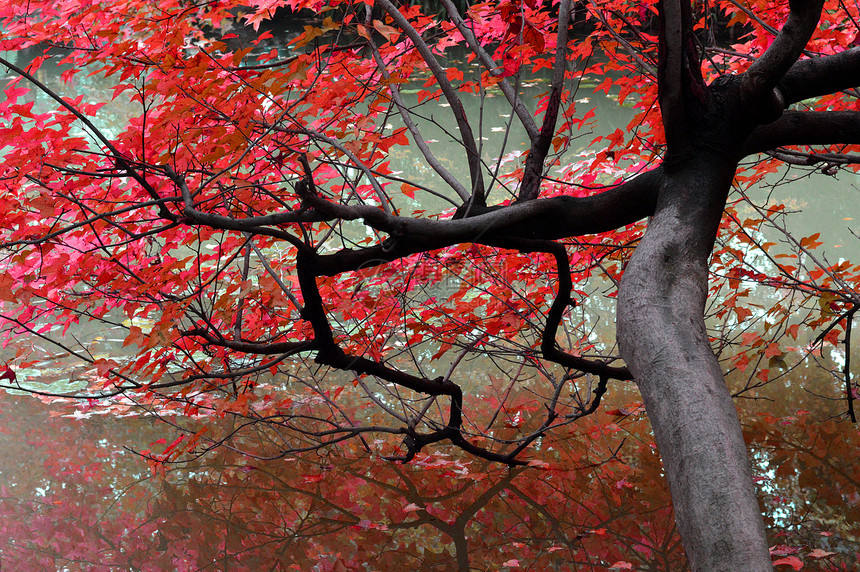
[616,156,773,571]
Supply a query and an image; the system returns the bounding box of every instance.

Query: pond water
[1,21,859,570]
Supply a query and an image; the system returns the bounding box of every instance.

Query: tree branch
[363,16,471,202]
[378,0,485,203]
[0,55,176,220]
[301,167,662,276]
[438,0,540,141]
[518,0,571,201]
[166,167,311,250]
[742,110,860,155]
[295,249,461,397]
[484,237,632,381]
[779,47,860,105]
[742,0,826,114]
[181,327,314,355]
[657,0,707,151]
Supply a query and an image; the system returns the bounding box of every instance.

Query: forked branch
[742,0,826,115]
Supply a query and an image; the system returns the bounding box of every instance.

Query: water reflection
[2,381,858,569]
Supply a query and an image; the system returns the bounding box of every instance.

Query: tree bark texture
[617,156,773,571]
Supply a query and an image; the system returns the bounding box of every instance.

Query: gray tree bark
[617,157,773,570]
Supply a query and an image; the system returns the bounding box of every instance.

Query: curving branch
[181,327,314,355]
[590,1,658,77]
[481,237,633,383]
[292,248,534,465]
[165,166,311,250]
[742,0,826,114]
[535,240,633,382]
[363,14,471,202]
[299,125,394,213]
[0,195,181,248]
[764,149,860,172]
[0,55,177,220]
[301,171,660,280]
[295,249,460,396]
[844,308,856,423]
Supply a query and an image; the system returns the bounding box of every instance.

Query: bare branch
[743,110,860,154]
[779,47,860,105]
[438,0,540,141]
[518,0,571,201]
[363,13,471,201]
[378,0,485,203]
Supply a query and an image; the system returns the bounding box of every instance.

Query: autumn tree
[0,0,858,569]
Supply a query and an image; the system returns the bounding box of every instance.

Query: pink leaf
[808,549,834,559]
[773,556,803,570]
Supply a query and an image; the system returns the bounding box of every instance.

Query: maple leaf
[372,19,399,43]
[0,366,15,384]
